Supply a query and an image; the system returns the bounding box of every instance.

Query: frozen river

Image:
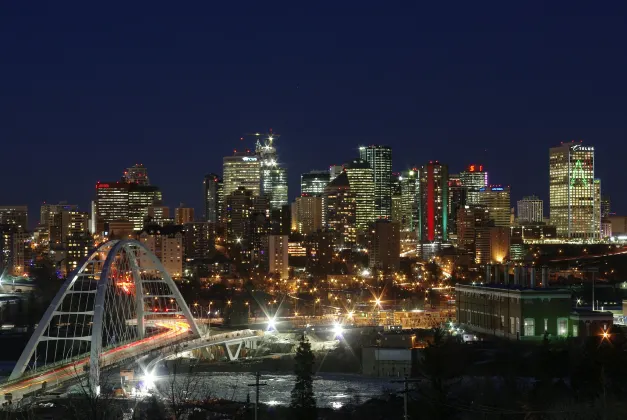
[154,371,403,409]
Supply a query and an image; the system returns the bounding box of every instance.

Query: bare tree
[155,357,212,420]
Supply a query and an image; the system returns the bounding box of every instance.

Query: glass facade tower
[301,171,330,196]
[223,150,261,199]
[359,145,393,219]
[549,142,599,239]
[460,164,488,206]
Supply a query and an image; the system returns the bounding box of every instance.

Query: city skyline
[0,137,618,228]
[1,2,626,224]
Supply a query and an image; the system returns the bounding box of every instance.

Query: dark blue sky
[1,1,626,225]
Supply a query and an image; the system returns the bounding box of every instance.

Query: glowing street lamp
[332,322,344,338]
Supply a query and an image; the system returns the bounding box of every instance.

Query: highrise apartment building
[40,202,77,227]
[368,219,400,272]
[517,196,543,224]
[359,145,392,219]
[174,205,195,225]
[549,142,600,239]
[293,196,323,234]
[0,206,28,231]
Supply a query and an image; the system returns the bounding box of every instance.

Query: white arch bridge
[0,240,262,401]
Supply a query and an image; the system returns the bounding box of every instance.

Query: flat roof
[455,283,571,299]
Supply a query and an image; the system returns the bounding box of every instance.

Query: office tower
[549,142,599,239]
[184,222,215,260]
[128,184,162,231]
[517,196,543,224]
[223,150,261,199]
[460,164,488,206]
[0,206,28,231]
[268,235,289,279]
[479,186,511,227]
[368,219,400,272]
[399,169,419,232]
[123,163,149,185]
[40,202,77,227]
[594,179,602,237]
[262,166,288,210]
[203,174,222,223]
[417,161,449,258]
[359,145,393,219]
[323,172,356,247]
[601,195,611,218]
[225,187,253,245]
[301,171,330,196]
[344,158,375,233]
[255,132,288,210]
[294,196,323,234]
[391,173,403,225]
[447,175,466,239]
[175,205,195,225]
[457,206,490,251]
[138,225,184,279]
[95,181,129,233]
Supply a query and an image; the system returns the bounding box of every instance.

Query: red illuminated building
[417,161,449,259]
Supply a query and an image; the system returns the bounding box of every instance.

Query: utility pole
[391,376,420,420]
[248,371,267,420]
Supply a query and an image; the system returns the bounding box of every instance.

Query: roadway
[0,321,191,401]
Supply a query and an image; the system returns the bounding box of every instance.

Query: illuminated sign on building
[467,164,484,172]
[97,184,110,188]
[571,145,594,152]
[242,157,258,162]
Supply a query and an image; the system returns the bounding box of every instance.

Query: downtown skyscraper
[359,145,392,219]
[203,173,222,223]
[417,161,449,259]
[549,142,600,239]
[344,158,375,234]
[255,132,288,210]
[460,164,488,207]
[223,149,261,199]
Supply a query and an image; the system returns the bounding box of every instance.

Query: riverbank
[180,346,362,374]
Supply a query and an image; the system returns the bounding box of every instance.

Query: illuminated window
[558,318,568,337]
[524,318,535,336]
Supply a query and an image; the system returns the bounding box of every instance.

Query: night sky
[2,1,626,226]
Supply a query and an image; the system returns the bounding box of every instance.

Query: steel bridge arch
[9,239,201,390]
